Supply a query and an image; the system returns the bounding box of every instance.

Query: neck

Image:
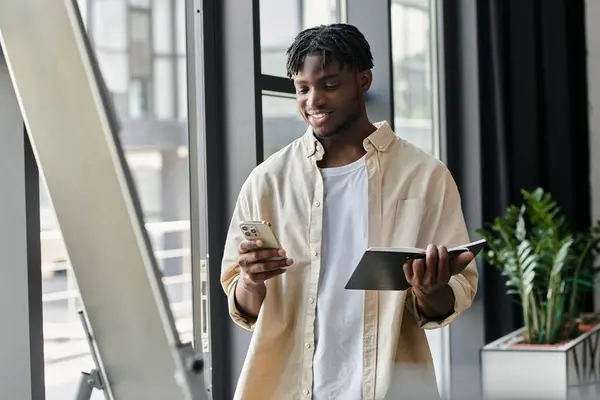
[317,117,376,168]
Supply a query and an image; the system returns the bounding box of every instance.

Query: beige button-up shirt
[221,121,478,400]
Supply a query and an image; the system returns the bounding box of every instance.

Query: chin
[312,127,333,137]
[311,123,341,138]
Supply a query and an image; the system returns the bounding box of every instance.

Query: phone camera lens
[250,229,257,235]
[242,226,248,231]
[244,232,250,236]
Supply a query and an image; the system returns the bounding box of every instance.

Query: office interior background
[1,0,600,399]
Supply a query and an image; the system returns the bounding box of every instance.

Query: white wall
[585,0,600,311]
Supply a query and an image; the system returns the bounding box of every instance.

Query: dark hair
[285,23,374,78]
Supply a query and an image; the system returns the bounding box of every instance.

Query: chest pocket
[387,198,426,248]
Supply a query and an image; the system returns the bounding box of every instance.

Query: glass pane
[153,57,175,119]
[42,1,194,397]
[95,51,128,93]
[41,192,97,399]
[92,0,127,50]
[178,56,188,120]
[262,94,306,159]
[126,151,163,221]
[152,0,173,54]
[391,0,445,395]
[260,0,338,77]
[129,0,150,7]
[176,0,187,55]
[111,91,129,120]
[391,0,435,154]
[129,9,152,78]
[129,78,151,118]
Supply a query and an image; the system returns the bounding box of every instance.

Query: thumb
[450,251,474,275]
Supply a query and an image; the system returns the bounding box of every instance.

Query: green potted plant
[478,188,600,399]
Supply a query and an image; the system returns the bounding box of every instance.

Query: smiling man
[221,23,478,400]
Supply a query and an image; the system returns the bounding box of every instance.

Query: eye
[295,86,309,95]
[324,84,339,90]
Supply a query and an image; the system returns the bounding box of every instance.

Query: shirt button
[304,342,311,349]
[378,144,385,150]
[303,389,310,395]
[308,297,315,304]
[314,201,321,207]
[311,250,317,257]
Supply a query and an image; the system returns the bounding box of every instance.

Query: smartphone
[239,220,284,260]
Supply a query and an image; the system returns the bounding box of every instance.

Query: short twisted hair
[285,23,374,78]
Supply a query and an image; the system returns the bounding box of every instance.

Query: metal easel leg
[74,311,107,400]
[75,369,104,400]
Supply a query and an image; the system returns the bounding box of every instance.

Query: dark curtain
[477,0,591,342]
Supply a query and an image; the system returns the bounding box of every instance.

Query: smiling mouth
[308,112,332,124]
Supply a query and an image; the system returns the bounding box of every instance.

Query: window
[153,57,175,119]
[42,2,193,398]
[259,0,340,159]
[129,78,151,118]
[262,94,306,159]
[152,0,173,54]
[129,8,152,79]
[92,0,127,51]
[391,0,437,155]
[390,1,446,394]
[175,0,187,56]
[260,0,340,77]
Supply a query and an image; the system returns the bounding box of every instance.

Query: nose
[306,88,326,109]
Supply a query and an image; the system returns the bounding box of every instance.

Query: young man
[221,24,478,400]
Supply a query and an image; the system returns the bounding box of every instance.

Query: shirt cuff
[411,278,463,329]
[227,277,257,331]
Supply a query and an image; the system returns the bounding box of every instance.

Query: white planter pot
[480,324,600,400]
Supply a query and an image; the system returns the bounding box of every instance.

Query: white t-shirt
[313,155,367,400]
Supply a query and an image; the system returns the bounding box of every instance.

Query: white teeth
[313,113,327,118]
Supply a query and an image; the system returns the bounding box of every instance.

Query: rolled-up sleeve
[405,166,479,329]
[226,276,257,331]
[407,266,477,329]
[220,182,258,331]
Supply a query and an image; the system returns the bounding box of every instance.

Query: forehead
[294,55,347,81]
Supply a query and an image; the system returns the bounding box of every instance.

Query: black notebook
[345,239,486,291]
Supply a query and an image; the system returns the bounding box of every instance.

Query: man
[221,23,478,400]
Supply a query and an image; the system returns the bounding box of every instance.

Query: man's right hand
[237,239,294,287]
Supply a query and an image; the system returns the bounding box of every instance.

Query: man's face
[293,55,371,138]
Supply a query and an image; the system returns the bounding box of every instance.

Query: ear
[358,70,373,92]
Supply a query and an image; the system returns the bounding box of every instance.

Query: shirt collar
[302,120,396,158]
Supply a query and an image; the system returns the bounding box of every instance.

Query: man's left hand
[403,244,474,294]
[403,245,474,319]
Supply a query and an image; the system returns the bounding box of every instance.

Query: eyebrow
[294,73,340,85]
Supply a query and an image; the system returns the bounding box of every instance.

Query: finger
[245,268,287,284]
[240,248,285,266]
[238,239,263,254]
[249,248,286,263]
[424,244,438,285]
[449,251,475,274]
[403,259,414,284]
[438,246,450,284]
[412,259,426,287]
[244,258,293,274]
